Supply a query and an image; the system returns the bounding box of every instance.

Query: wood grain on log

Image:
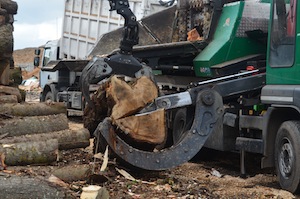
[115,109,166,144]
[0,94,17,103]
[0,113,69,137]
[107,76,158,120]
[0,139,58,165]
[0,85,21,101]
[0,102,67,116]
[0,128,90,150]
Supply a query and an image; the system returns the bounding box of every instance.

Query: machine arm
[81,0,144,108]
[109,0,139,54]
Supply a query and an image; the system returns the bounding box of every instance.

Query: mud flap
[95,89,223,170]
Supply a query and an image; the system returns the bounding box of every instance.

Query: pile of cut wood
[0,0,17,85]
[0,102,90,169]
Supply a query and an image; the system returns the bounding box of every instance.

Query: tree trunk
[0,113,69,137]
[0,102,67,116]
[0,94,17,103]
[0,85,21,101]
[0,175,74,199]
[0,128,90,150]
[107,76,158,120]
[0,139,58,166]
[115,109,166,144]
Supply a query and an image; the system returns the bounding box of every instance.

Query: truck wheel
[172,108,193,145]
[275,121,300,193]
[44,91,54,101]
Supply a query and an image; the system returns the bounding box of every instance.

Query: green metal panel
[266,0,300,85]
[194,1,267,77]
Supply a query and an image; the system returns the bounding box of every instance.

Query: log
[52,165,92,182]
[0,60,9,85]
[84,82,110,134]
[0,102,67,116]
[0,24,13,58]
[0,128,90,150]
[107,75,158,120]
[0,139,58,166]
[0,0,18,14]
[114,109,166,144]
[0,94,17,103]
[0,85,21,101]
[0,175,73,199]
[0,114,69,137]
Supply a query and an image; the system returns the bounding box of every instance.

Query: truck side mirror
[35,49,41,55]
[34,56,40,67]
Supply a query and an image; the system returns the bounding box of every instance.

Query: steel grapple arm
[94,89,224,170]
[81,0,142,108]
[109,0,139,54]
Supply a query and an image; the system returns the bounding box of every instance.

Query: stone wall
[0,0,17,85]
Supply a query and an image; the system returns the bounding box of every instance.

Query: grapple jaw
[80,57,112,108]
[94,89,224,170]
[80,53,145,108]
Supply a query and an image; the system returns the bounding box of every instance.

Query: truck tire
[172,108,193,145]
[45,91,54,102]
[275,121,300,193]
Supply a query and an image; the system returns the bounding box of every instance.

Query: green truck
[82,0,300,193]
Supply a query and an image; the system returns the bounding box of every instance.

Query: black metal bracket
[109,0,139,54]
[95,89,224,170]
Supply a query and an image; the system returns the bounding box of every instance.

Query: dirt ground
[0,91,297,198]
[1,116,296,199]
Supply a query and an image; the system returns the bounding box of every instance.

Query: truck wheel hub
[279,139,294,177]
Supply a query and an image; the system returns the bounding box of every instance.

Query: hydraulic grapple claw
[80,57,113,108]
[81,53,144,108]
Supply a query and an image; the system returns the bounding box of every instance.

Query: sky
[14,0,65,50]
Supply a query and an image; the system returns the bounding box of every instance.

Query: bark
[0,24,13,57]
[0,102,67,116]
[0,113,69,137]
[0,94,17,103]
[0,0,18,14]
[0,60,9,85]
[107,76,158,121]
[114,109,166,144]
[0,128,90,150]
[83,81,109,134]
[0,85,21,101]
[0,175,74,199]
[52,165,92,182]
[0,139,58,166]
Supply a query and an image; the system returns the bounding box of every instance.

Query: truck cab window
[43,48,52,67]
[269,0,296,67]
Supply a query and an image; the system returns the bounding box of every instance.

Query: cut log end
[107,76,158,120]
[114,109,166,144]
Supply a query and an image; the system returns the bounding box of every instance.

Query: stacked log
[0,104,90,167]
[0,0,17,85]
